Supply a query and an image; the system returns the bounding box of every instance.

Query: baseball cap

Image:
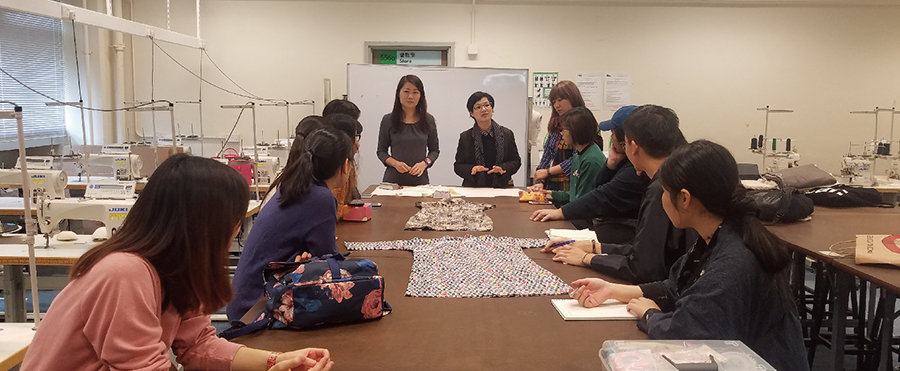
[598,105,638,131]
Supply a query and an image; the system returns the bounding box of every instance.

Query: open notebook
[551,299,638,321]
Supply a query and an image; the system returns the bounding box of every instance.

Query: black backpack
[805,184,889,208]
[747,187,815,223]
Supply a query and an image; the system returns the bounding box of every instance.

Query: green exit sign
[378,50,397,65]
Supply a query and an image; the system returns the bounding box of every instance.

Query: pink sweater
[22,252,243,371]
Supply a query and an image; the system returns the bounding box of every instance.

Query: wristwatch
[424,158,433,167]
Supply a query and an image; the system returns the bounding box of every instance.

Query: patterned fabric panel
[404,198,495,231]
[345,235,571,298]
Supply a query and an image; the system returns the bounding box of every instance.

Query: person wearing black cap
[530,105,649,244]
[542,105,698,285]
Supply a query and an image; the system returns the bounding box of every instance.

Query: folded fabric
[519,191,548,203]
[773,164,836,189]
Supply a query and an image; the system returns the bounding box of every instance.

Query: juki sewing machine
[240,146,282,184]
[0,169,68,199]
[36,181,136,246]
[75,144,143,181]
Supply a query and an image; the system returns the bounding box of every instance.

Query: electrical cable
[0,66,163,112]
[151,37,155,101]
[70,19,83,103]
[202,48,267,101]
[217,106,247,157]
[150,39,278,102]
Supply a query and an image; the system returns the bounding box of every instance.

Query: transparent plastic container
[599,340,775,371]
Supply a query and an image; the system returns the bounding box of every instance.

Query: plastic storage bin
[599,340,774,371]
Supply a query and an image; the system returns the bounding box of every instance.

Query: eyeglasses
[473,104,492,111]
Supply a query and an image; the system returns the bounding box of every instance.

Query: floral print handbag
[220,254,391,340]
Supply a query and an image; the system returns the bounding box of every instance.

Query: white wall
[128,1,900,175]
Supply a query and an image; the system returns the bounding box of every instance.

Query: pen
[547,239,576,249]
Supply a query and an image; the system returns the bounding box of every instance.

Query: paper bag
[855,234,900,266]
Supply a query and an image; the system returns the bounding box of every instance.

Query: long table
[768,207,900,371]
[232,196,647,370]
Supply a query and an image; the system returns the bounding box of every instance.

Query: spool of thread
[785,138,792,152]
[772,138,777,151]
[750,137,758,150]
[877,141,891,156]
[758,135,764,148]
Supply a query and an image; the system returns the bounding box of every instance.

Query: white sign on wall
[603,73,631,110]
[397,50,442,65]
[575,72,601,109]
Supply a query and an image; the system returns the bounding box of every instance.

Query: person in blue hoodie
[570,140,808,371]
[228,126,353,321]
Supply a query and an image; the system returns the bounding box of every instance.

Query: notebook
[545,229,598,242]
[551,299,638,321]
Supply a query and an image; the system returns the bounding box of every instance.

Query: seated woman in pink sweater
[22,155,334,371]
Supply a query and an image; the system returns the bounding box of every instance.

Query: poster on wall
[533,72,559,108]
[603,73,631,110]
[575,72,601,109]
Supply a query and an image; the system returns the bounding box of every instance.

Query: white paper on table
[552,299,637,320]
[546,228,598,242]
[603,73,631,111]
[449,187,522,198]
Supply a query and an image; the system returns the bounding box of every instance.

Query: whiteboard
[347,64,529,188]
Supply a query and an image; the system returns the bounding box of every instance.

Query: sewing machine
[841,156,874,186]
[255,156,281,184]
[268,140,291,168]
[72,144,143,180]
[15,156,59,170]
[0,169,67,199]
[749,136,801,173]
[890,158,900,180]
[36,192,135,245]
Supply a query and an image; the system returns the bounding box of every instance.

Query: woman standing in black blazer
[454,91,521,188]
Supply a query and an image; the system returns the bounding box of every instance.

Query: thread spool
[758,135,764,148]
[877,141,891,156]
[750,137,758,150]
[785,138,792,152]
[771,138,777,151]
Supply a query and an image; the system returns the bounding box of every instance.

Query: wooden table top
[232,195,647,371]
[770,206,900,292]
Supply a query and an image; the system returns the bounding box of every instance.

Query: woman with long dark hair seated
[229,126,353,321]
[23,155,333,371]
[570,140,807,370]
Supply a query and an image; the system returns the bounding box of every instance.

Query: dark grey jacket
[638,222,808,371]
[453,124,521,188]
[589,176,698,284]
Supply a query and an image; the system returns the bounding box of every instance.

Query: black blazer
[453,124,521,188]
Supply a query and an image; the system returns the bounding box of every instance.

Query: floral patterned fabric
[345,235,571,298]
[404,198,496,231]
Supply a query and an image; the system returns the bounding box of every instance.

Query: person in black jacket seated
[530,105,649,244]
[543,105,697,284]
[569,140,808,371]
[453,91,521,188]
